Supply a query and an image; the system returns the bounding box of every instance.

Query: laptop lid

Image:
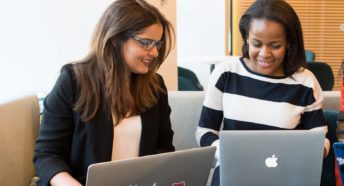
[219,130,325,186]
[86,146,216,186]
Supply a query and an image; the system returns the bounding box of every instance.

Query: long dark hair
[239,0,306,77]
[73,0,174,123]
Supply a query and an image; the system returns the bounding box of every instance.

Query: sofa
[170,91,340,150]
[0,95,40,186]
[0,91,340,186]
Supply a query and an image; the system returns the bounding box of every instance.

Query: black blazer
[33,65,175,185]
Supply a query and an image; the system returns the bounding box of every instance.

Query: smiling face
[244,18,288,77]
[122,23,163,75]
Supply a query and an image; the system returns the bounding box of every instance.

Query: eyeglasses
[130,35,163,51]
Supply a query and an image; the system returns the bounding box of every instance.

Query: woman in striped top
[196,0,329,185]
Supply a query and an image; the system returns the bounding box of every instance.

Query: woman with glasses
[33,0,175,185]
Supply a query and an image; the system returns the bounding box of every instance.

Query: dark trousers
[211,166,220,186]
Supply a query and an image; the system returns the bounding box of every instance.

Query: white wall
[0,0,178,103]
[177,0,226,89]
[0,0,225,103]
[0,0,114,103]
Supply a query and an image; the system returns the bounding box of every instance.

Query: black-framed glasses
[130,35,163,51]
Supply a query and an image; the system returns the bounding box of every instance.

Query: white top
[111,115,142,161]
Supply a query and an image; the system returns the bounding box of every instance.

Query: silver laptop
[86,146,216,186]
[219,130,325,186]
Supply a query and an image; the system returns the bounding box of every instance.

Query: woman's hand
[50,172,83,186]
[323,147,328,158]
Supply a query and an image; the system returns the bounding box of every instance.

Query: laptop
[86,146,216,186]
[219,130,325,186]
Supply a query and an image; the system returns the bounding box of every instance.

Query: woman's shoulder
[210,56,244,79]
[154,73,167,92]
[155,72,163,80]
[60,63,76,76]
[291,67,320,88]
[293,67,317,80]
[58,63,79,84]
[51,63,78,94]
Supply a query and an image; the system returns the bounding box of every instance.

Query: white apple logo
[265,154,278,168]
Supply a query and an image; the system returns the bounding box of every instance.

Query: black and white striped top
[196,56,328,159]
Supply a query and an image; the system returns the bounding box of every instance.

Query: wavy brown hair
[239,0,306,77]
[72,0,174,123]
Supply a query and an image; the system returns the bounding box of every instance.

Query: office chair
[306,62,334,91]
[178,67,203,91]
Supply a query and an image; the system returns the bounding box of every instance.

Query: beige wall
[147,0,178,91]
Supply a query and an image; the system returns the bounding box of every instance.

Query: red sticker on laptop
[172,181,185,186]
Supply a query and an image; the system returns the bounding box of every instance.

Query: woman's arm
[50,172,82,186]
[302,69,330,158]
[34,65,77,185]
[196,62,227,161]
[154,74,175,153]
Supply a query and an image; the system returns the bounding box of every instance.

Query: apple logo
[265,154,278,168]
